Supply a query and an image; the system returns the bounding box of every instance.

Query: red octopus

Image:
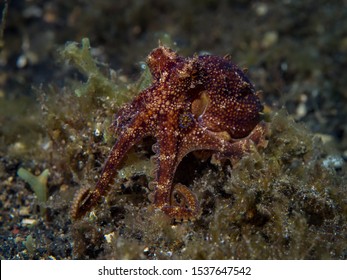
[71,45,268,221]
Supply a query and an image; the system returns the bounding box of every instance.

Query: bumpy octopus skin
[71,45,268,221]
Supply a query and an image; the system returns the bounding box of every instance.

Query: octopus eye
[191,91,210,119]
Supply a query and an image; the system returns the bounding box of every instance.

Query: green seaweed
[59,38,145,106]
[117,151,154,180]
[17,168,50,216]
[35,38,155,190]
[61,38,117,98]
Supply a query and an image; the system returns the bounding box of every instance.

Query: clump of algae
[38,38,153,189]
[61,38,128,102]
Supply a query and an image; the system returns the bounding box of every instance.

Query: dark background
[1,0,347,154]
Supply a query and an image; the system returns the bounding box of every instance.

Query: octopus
[71,45,268,221]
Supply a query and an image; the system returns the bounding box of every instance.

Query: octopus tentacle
[165,183,200,221]
[176,121,268,163]
[71,116,150,220]
[152,129,200,221]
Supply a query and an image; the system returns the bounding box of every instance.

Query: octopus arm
[71,114,151,219]
[152,127,200,221]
